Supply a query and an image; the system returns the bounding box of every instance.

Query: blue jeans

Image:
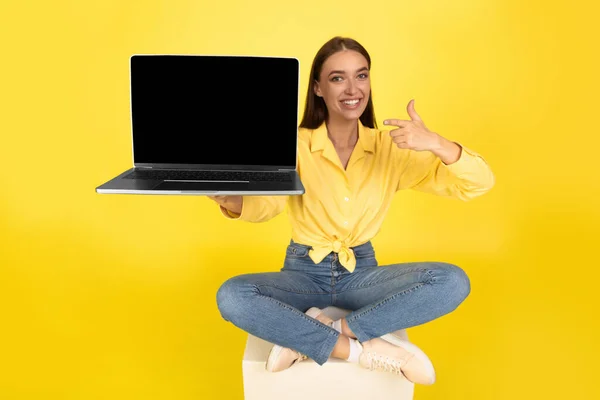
[216,239,471,366]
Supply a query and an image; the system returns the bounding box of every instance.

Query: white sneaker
[265,345,308,372]
[265,307,332,372]
[359,337,436,385]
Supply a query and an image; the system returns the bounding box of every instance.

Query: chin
[341,108,367,120]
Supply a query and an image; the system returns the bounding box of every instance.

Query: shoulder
[297,126,313,150]
[297,126,312,142]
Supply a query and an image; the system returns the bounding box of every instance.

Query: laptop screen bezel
[128,54,300,171]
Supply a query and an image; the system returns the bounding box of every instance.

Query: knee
[216,276,251,322]
[436,262,471,304]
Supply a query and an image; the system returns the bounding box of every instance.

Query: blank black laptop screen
[130,55,299,168]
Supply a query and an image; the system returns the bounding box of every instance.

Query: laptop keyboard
[124,169,292,182]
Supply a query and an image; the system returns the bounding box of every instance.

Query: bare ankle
[331,335,350,360]
[341,318,357,339]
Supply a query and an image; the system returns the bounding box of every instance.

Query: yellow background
[1,0,599,399]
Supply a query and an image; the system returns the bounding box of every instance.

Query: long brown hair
[299,36,377,129]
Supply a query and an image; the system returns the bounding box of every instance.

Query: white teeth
[343,99,359,105]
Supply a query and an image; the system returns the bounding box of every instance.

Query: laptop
[96,54,305,195]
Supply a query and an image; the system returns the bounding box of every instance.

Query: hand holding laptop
[208,195,243,214]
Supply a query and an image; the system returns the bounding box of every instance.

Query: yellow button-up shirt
[219,121,495,272]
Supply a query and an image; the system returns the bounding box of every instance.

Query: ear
[313,80,322,97]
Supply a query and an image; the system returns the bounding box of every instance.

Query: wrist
[428,132,444,152]
[430,135,461,165]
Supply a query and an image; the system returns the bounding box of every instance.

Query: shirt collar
[310,120,374,154]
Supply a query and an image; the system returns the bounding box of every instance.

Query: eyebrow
[328,67,369,77]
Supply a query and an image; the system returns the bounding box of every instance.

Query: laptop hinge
[278,168,294,171]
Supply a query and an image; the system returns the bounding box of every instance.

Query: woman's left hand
[384,99,442,152]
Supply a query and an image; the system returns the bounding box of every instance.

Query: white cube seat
[242,306,415,400]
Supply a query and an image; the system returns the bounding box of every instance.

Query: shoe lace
[365,352,405,375]
[292,352,308,365]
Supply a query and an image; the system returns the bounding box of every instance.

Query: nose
[345,79,358,95]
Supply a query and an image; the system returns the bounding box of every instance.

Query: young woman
[209,36,494,385]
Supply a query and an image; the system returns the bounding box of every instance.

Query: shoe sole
[379,334,436,384]
[265,344,285,372]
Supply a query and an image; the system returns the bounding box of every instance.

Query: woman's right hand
[207,195,243,215]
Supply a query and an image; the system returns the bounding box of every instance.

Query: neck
[326,117,359,149]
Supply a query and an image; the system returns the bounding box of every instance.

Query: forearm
[399,140,495,200]
[218,195,287,222]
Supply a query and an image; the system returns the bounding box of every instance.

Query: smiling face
[314,50,371,123]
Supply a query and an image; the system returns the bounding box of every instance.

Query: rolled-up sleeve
[396,143,495,201]
[218,195,289,222]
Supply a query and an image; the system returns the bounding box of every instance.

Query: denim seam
[256,284,327,296]
[354,253,375,259]
[262,296,339,333]
[345,318,368,343]
[346,282,427,322]
[343,268,433,291]
[426,269,436,281]
[344,282,427,343]
[314,330,340,366]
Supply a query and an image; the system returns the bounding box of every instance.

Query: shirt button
[343,221,348,225]
[344,197,350,201]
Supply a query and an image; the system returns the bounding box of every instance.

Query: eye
[358,73,369,79]
[331,76,343,82]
